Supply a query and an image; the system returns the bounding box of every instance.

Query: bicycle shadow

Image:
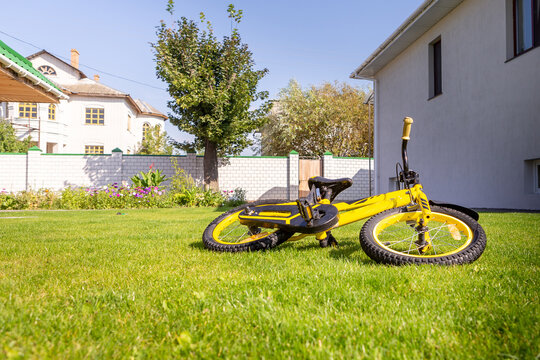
[278,238,373,264]
[188,237,374,264]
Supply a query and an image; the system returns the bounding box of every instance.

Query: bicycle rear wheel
[203,200,294,252]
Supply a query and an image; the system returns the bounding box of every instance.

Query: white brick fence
[0,148,374,201]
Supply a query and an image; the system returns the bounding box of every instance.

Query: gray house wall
[373,0,540,209]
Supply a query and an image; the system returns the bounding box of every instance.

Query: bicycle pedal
[319,233,338,248]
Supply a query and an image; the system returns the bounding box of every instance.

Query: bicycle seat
[308,176,353,202]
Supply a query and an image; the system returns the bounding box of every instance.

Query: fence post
[288,150,299,200]
[26,146,42,190]
[322,151,333,177]
[111,148,123,184]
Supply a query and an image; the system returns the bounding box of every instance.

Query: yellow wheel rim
[372,211,473,258]
[212,210,275,245]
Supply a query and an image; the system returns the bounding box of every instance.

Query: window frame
[85,145,104,154]
[85,107,105,125]
[534,159,540,194]
[513,0,540,56]
[48,104,56,121]
[19,103,38,119]
[142,122,150,141]
[428,37,442,100]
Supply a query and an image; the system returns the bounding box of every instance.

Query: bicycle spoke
[234,230,249,243]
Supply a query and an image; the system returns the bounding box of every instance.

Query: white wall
[0,152,374,202]
[374,0,540,209]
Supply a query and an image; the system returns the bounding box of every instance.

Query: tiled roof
[134,99,165,117]
[61,78,126,96]
[0,40,64,93]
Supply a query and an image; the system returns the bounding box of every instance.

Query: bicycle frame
[286,184,431,241]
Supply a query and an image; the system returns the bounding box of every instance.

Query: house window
[85,108,104,125]
[85,145,104,154]
[534,159,540,193]
[127,115,132,131]
[514,0,540,55]
[429,37,442,99]
[142,122,150,140]
[37,65,57,76]
[19,103,37,118]
[48,104,56,120]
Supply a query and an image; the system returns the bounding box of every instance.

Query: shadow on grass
[189,241,206,250]
[328,243,373,264]
[189,236,374,264]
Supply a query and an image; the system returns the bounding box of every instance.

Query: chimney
[94,74,100,82]
[70,49,79,69]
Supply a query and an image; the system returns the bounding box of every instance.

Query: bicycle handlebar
[401,117,413,174]
[401,117,414,140]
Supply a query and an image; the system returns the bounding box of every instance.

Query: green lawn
[0,209,538,359]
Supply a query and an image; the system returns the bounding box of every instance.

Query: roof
[350,0,464,80]
[64,79,167,119]
[27,50,87,79]
[61,78,126,96]
[26,48,166,120]
[134,99,166,118]
[0,40,68,102]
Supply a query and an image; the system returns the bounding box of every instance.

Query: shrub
[0,189,61,210]
[222,188,247,207]
[168,158,226,207]
[130,163,168,188]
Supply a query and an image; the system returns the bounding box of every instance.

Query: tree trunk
[203,139,219,191]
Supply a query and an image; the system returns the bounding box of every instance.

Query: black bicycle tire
[203,199,294,252]
[359,205,487,265]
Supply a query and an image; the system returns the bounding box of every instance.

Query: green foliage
[167,158,226,207]
[0,210,538,358]
[153,3,269,188]
[130,165,168,188]
[1,185,170,210]
[261,80,373,157]
[0,189,60,210]
[135,125,174,155]
[170,186,225,207]
[0,119,33,153]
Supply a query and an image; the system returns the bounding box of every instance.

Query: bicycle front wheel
[359,205,486,265]
[202,200,293,252]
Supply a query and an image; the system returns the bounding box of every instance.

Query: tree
[152,3,269,189]
[0,119,32,152]
[261,80,373,157]
[135,125,173,155]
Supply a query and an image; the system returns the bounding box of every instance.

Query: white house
[0,49,166,154]
[351,0,540,210]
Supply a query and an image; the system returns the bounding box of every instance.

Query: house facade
[0,49,166,154]
[351,0,540,210]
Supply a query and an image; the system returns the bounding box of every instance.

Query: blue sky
[0,0,424,145]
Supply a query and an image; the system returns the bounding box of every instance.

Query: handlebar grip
[401,117,414,140]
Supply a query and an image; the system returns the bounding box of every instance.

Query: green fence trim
[122,154,187,157]
[0,152,26,155]
[333,156,373,160]
[41,153,112,156]
[225,155,288,159]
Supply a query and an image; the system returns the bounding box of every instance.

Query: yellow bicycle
[203,117,487,265]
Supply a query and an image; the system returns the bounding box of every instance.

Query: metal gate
[298,158,321,197]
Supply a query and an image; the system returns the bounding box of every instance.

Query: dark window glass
[537,163,540,188]
[534,0,540,46]
[515,0,540,54]
[432,40,442,97]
